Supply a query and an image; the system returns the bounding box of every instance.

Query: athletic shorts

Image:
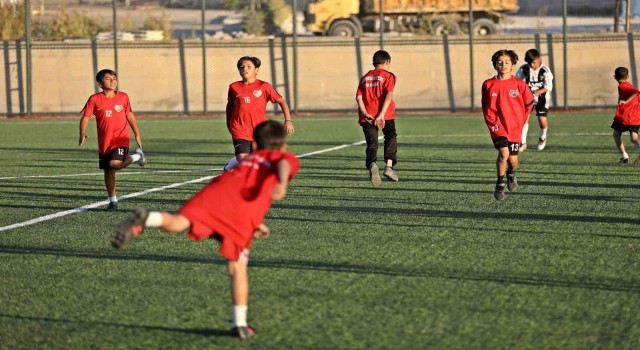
[99,147,128,170]
[179,210,253,262]
[534,95,549,117]
[232,139,252,156]
[492,136,520,155]
[611,121,640,133]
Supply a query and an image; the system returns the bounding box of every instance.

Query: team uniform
[227,80,282,154]
[356,68,398,168]
[612,81,640,133]
[81,92,133,169]
[178,149,300,262]
[481,76,534,154]
[515,63,554,116]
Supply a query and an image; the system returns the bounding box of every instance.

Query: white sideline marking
[0,168,218,181]
[0,138,376,233]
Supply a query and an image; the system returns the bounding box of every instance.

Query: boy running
[515,48,554,152]
[481,50,534,201]
[356,50,399,186]
[111,120,300,339]
[611,66,640,164]
[79,69,147,211]
[223,56,294,171]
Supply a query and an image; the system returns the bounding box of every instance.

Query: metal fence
[1,0,640,116]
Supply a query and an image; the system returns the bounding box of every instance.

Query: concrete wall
[1,33,638,116]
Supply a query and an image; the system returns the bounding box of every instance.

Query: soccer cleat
[634,156,640,165]
[507,174,519,192]
[231,325,255,339]
[537,137,547,151]
[134,148,147,167]
[494,184,506,201]
[383,166,399,182]
[111,208,149,249]
[619,157,630,165]
[369,162,381,187]
[106,201,118,211]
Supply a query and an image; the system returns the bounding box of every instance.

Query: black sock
[497,175,505,185]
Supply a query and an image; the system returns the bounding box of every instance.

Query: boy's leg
[629,131,640,164]
[362,123,381,186]
[506,154,519,192]
[519,122,529,153]
[537,114,549,150]
[613,130,629,163]
[381,121,399,181]
[111,210,191,249]
[228,256,255,339]
[494,147,510,200]
[104,169,118,211]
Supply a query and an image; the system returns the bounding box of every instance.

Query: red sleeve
[522,83,534,115]
[81,95,95,117]
[124,94,132,114]
[385,72,396,93]
[282,152,300,180]
[265,83,282,103]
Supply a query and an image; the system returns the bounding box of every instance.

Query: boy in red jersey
[356,50,398,187]
[611,67,640,164]
[111,120,300,340]
[481,50,534,201]
[79,69,147,211]
[223,56,294,171]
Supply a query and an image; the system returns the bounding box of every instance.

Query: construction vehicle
[303,0,519,36]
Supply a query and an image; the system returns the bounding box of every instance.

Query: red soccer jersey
[227,80,282,141]
[80,92,132,155]
[615,82,640,125]
[481,76,534,143]
[356,69,396,124]
[178,149,300,247]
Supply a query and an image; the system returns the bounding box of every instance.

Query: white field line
[0,138,375,233]
[0,168,218,181]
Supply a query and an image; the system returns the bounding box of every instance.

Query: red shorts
[182,215,253,263]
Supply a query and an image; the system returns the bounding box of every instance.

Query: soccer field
[1,113,639,349]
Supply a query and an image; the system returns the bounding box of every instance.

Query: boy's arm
[225,100,233,132]
[356,94,374,123]
[125,112,142,148]
[79,116,90,146]
[620,93,640,104]
[272,158,292,201]
[276,98,294,135]
[375,91,394,131]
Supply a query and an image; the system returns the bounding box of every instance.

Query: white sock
[224,156,239,171]
[521,123,529,145]
[130,154,141,162]
[622,151,629,159]
[540,128,548,140]
[145,211,163,227]
[109,196,118,203]
[232,305,248,327]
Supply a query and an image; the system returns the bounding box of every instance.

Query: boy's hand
[79,133,88,146]
[284,120,295,135]
[253,223,271,239]
[272,182,287,200]
[375,116,385,130]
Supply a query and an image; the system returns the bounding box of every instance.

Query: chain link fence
[1,0,639,116]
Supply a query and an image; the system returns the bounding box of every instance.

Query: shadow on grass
[0,244,638,293]
[0,313,231,337]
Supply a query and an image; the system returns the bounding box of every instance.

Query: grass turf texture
[0,113,639,349]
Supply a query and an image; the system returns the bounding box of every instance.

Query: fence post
[442,35,455,112]
[178,38,189,114]
[201,0,207,113]
[3,41,12,115]
[269,37,279,113]
[628,32,638,87]
[15,41,24,115]
[355,37,363,82]
[546,34,558,109]
[91,38,99,93]
[280,35,291,109]
[534,33,541,52]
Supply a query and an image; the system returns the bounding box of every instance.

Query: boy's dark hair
[237,56,261,69]
[524,49,541,64]
[96,69,116,82]
[615,67,629,80]
[373,50,391,66]
[254,120,287,150]
[491,49,519,66]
